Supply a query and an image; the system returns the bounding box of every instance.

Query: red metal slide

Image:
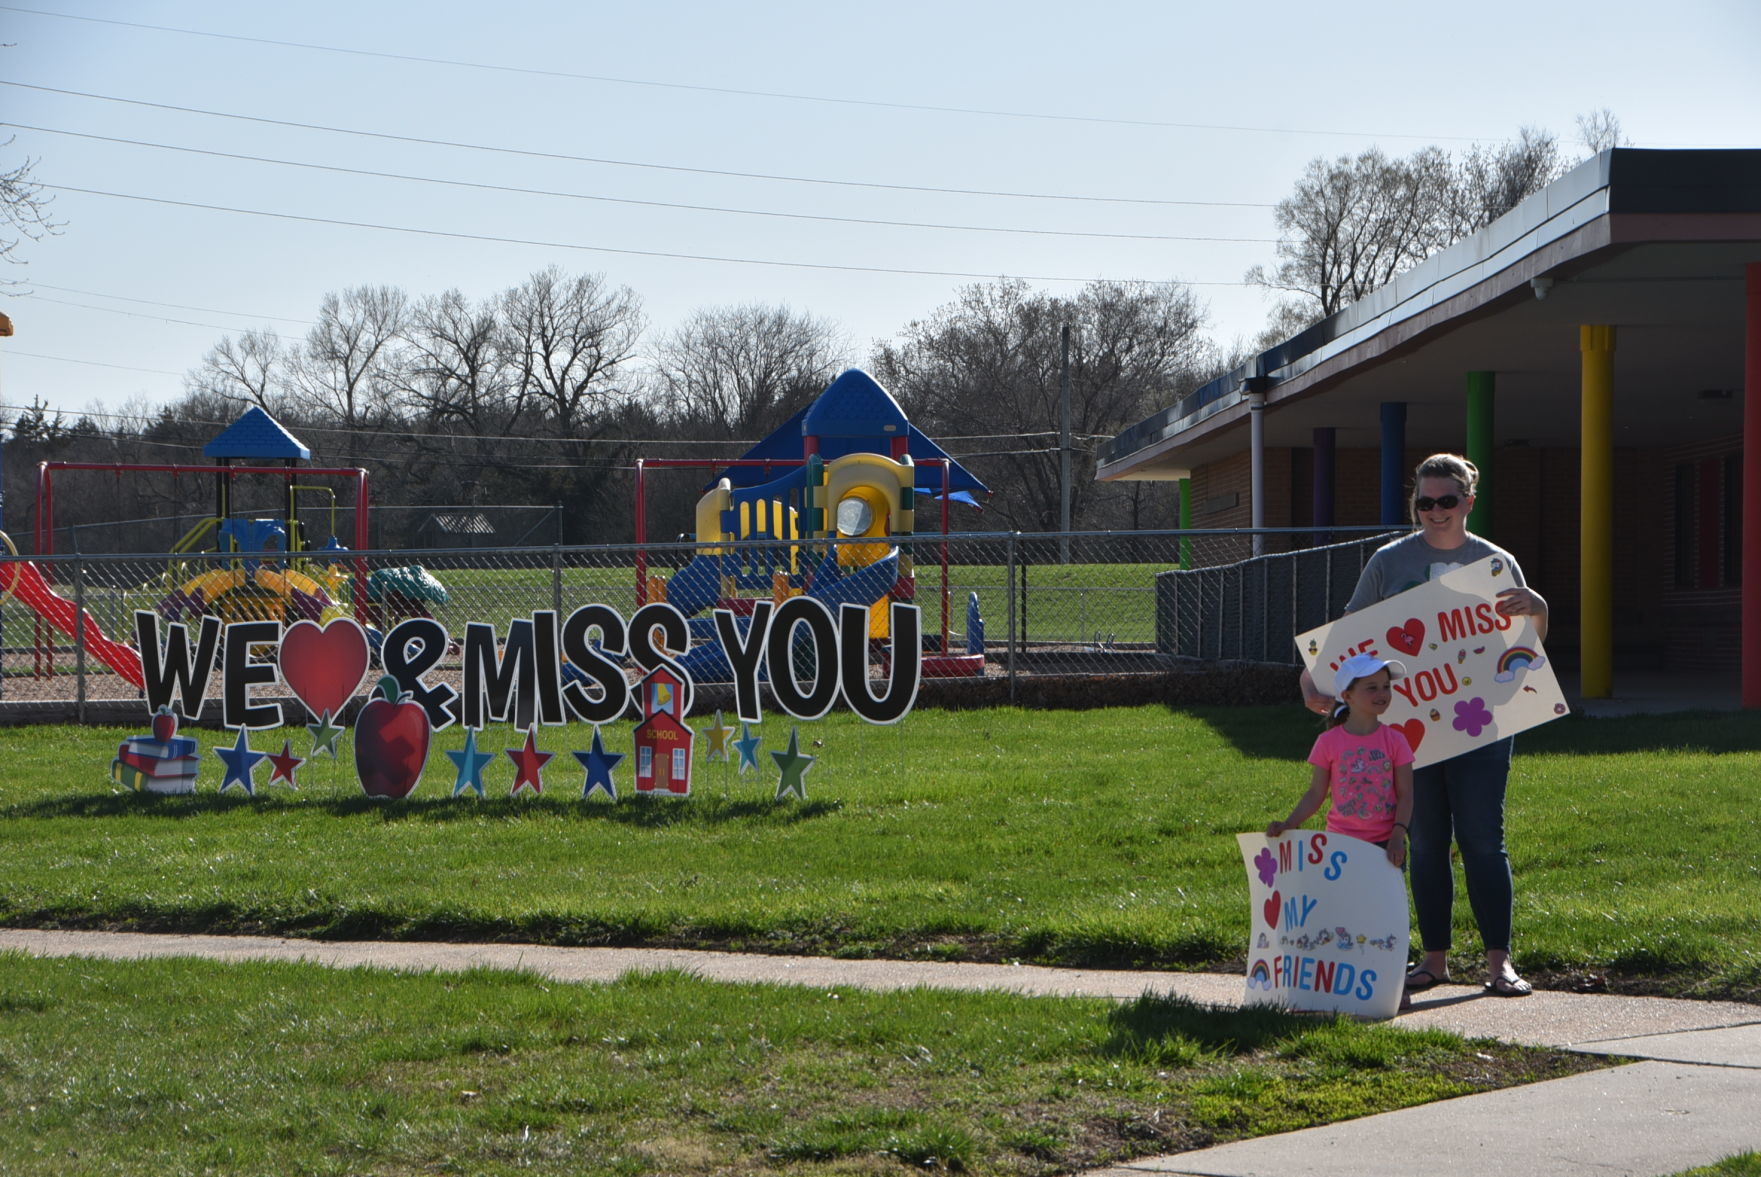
[0,560,145,689]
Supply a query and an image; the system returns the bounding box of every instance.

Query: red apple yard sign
[128,599,922,800]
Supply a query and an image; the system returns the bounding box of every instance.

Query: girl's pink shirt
[1306,722,1414,842]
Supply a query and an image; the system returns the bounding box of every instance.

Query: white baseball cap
[1332,652,1407,697]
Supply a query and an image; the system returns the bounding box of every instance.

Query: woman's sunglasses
[1414,494,1461,511]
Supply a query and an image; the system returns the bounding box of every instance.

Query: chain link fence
[0,527,1395,720]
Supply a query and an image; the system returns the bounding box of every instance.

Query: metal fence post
[73,556,87,721]
[552,544,564,616]
[1006,532,1018,701]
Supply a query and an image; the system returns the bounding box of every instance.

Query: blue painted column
[1312,427,1335,540]
[1379,402,1407,525]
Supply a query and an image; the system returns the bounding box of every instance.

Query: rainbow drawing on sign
[1246,960,1274,990]
[1494,646,1547,683]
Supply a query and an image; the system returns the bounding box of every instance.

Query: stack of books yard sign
[111,707,199,794]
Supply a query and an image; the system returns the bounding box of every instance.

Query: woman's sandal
[1484,974,1533,997]
[1403,967,1449,992]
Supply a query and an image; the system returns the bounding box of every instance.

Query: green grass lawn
[1,703,1753,1175]
[0,951,1603,1177]
[3,705,1758,997]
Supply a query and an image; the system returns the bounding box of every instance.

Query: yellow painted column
[1579,325,1616,698]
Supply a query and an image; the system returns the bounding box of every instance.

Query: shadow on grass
[1515,711,1761,755]
[1166,703,1761,758]
[1100,993,1316,1059]
[1160,703,1314,762]
[0,791,843,826]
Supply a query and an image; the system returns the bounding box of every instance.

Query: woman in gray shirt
[1299,454,1548,998]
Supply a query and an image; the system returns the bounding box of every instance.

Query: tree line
[5,116,1620,554]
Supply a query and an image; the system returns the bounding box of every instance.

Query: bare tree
[184,328,288,413]
[1249,131,1568,334]
[285,285,410,432]
[1,140,62,283]
[649,303,848,440]
[497,266,643,436]
[1577,108,1626,153]
[872,278,1212,530]
[397,288,508,433]
[1443,126,1564,238]
[1246,147,1456,321]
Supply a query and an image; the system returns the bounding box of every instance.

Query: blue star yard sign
[573,726,625,800]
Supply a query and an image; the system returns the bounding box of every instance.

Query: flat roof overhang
[1098,149,1761,481]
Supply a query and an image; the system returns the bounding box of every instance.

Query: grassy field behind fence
[3,704,1757,996]
[55,556,1169,639]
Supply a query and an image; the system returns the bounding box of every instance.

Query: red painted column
[1743,263,1761,709]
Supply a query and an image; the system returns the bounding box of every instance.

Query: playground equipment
[0,527,145,688]
[634,368,991,681]
[4,408,387,693]
[31,408,372,631]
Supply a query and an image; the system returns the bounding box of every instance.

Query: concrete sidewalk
[4,929,1759,1176]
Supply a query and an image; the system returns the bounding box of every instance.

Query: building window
[672,748,687,778]
[1673,456,1741,590]
[1724,452,1742,587]
[638,746,652,777]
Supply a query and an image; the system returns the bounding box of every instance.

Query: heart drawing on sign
[1387,618,1425,656]
[279,618,371,719]
[1396,718,1426,754]
[1263,890,1282,930]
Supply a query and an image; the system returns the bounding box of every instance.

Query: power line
[3,350,186,377]
[45,183,1249,286]
[8,122,1276,244]
[0,80,1271,209]
[26,281,314,325]
[20,293,303,341]
[0,5,1481,142]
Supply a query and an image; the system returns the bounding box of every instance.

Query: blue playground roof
[204,407,312,460]
[723,369,989,502]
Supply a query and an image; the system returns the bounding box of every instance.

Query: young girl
[1268,653,1415,866]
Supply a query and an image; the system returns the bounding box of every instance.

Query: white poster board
[1295,555,1568,769]
[1236,831,1409,1020]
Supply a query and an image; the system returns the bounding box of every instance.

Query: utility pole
[1059,324,1072,563]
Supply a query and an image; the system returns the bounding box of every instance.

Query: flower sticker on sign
[1295,556,1568,769]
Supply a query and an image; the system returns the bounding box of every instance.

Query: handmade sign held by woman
[1295,555,1567,769]
[1237,830,1409,1020]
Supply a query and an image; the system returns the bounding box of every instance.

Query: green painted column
[1466,371,1495,540]
[1580,326,1616,699]
[1178,476,1193,568]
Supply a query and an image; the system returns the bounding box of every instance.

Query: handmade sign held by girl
[1240,653,1415,1019]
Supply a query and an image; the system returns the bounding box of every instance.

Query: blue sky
[3,0,1758,424]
